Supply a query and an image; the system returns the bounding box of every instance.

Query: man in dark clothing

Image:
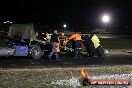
[48,30,60,61]
[82,35,95,57]
[71,38,75,50]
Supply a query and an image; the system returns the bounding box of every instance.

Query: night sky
[0,0,132,27]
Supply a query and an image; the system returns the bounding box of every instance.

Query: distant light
[4,22,7,24]
[63,24,67,28]
[7,21,9,23]
[102,15,110,23]
[10,22,13,24]
[42,33,44,34]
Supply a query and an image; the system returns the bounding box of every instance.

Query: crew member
[81,34,95,57]
[91,34,105,59]
[48,30,60,61]
[69,32,82,58]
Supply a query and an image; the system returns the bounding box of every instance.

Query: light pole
[102,15,110,32]
[63,24,67,32]
[63,24,66,28]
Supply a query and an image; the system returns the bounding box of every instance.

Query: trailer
[0,24,51,59]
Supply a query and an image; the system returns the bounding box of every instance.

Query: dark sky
[0,0,132,26]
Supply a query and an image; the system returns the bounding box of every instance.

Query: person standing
[48,30,60,61]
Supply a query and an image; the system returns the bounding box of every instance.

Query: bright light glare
[102,15,110,23]
[63,24,66,28]
[4,22,7,23]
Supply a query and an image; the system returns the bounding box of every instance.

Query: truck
[0,24,51,59]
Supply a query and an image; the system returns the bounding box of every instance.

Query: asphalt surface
[0,53,132,68]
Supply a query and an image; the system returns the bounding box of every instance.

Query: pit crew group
[44,30,105,61]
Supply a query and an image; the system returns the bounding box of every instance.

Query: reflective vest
[56,43,60,52]
[70,33,82,41]
[91,35,100,48]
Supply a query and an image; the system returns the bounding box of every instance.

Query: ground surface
[0,49,132,68]
[0,35,132,88]
[0,49,132,88]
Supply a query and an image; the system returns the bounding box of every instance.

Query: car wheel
[31,46,42,59]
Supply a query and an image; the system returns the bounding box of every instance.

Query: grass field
[94,34,132,49]
[0,65,132,88]
[101,38,132,49]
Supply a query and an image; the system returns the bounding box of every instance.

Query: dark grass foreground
[0,65,132,88]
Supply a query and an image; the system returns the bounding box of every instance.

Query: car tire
[31,46,42,59]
